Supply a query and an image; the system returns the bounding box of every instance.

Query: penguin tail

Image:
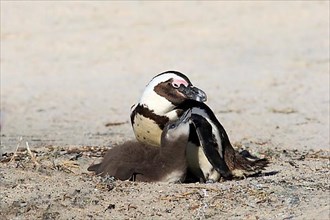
[231,152,269,177]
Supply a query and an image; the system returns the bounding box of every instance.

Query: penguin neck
[139,92,176,116]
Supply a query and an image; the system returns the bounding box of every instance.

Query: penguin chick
[130,70,206,147]
[181,100,269,181]
[88,110,192,183]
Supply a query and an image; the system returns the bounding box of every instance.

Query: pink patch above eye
[173,79,189,87]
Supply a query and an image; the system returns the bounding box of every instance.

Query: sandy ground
[1,1,329,219]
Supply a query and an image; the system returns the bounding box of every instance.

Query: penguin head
[139,71,207,114]
[161,109,191,145]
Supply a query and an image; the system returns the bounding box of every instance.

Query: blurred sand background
[1,1,329,152]
[1,2,330,220]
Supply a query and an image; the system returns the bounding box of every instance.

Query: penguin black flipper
[190,114,231,178]
[177,99,269,179]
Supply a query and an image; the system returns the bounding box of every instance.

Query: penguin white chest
[133,113,163,147]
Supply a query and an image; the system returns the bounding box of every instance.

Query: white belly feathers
[133,114,163,147]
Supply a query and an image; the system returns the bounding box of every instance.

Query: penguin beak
[178,85,207,102]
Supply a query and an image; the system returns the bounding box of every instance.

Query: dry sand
[1,1,329,219]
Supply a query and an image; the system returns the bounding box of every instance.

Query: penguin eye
[169,124,176,129]
[172,83,180,88]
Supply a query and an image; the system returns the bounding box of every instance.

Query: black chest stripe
[132,104,169,130]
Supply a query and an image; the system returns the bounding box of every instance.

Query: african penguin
[130,70,207,147]
[183,100,269,181]
[88,109,192,183]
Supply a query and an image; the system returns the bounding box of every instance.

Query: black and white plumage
[88,110,192,183]
[129,71,268,183]
[130,71,207,147]
[183,100,269,181]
